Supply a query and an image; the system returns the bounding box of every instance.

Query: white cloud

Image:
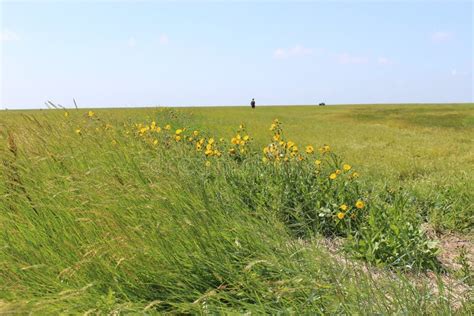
[127,37,136,48]
[0,29,20,42]
[431,31,452,43]
[159,34,169,45]
[273,45,312,59]
[337,53,368,65]
[377,57,392,65]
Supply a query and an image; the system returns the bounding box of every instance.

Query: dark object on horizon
[319,102,326,106]
[251,98,256,109]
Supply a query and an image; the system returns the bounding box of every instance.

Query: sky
[1,1,473,109]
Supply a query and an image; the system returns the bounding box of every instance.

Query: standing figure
[250,98,256,109]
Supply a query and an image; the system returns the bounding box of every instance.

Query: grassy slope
[0,104,472,313]
[184,104,474,231]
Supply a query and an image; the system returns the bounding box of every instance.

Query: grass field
[0,104,472,314]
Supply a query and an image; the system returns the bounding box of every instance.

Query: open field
[0,104,472,313]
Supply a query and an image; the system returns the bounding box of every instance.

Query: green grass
[0,104,472,314]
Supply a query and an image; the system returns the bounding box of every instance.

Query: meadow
[0,103,472,314]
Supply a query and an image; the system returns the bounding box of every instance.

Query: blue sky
[1,1,472,109]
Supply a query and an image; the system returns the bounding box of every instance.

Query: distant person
[250,98,256,109]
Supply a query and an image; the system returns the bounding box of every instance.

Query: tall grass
[0,108,470,313]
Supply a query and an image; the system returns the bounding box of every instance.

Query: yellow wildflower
[315,160,322,166]
[75,129,81,134]
[352,172,360,179]
[343,164,352,171]
[164,124,171,130]
[175,135,181,142]
[270,123,276,131]
[175,129,183,135]
[153,139,158,145]
[205,149,213,156]
[88,110,95,118]
[208,138,215,145]
[339,204,348,211]
[305,145,314,154]
[355,200,365,209]
[205,161,211,167]
[337,212,345,220]
[335,169,342,175]
[64,112,69,117]
[193,130,199,137]
[243,135,249,141]
[329,173,337,180]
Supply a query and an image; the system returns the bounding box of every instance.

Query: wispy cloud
[431,31,452,43]
[377,57,392,65]
[336,53,368,65]
[273,45,312,59]
[159,34,169,45]
[127,37,137,48]
[0,29,20,42]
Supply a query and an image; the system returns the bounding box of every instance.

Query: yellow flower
[343,164,352,171]
[155,127,162,133]
[219,138,225,142]
[243,135,250,141]
[355,200,365,209]
[270,123,277,131]
[352,172,360,179]
[175,129,183,135]
[315,160,322,166]
[112,139,117,145]
[292,146,298,152]
[175,135,181,142]
[287,141,295,148]
[205,161,211,167]
[329,173,337,180]
[188,137,193,142]
[164,124,171,130]
[196,143,202,151]
[239,124,244,129]
[339,204,348,211]
[273,134,281,141]
[88,110,95,118]
[335,169,342,175]
[153,139,158,145]
[206,144,213,150]
[193,130,199,136]
[305,145,314,154]
[208,138,215,145]
[229,148,236,155]
[205,149,213,156]
[214,150,221,157]
[319,145,330,154]
[75,129,81,134]
[64,112,69,117]
[337,212,345,220]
